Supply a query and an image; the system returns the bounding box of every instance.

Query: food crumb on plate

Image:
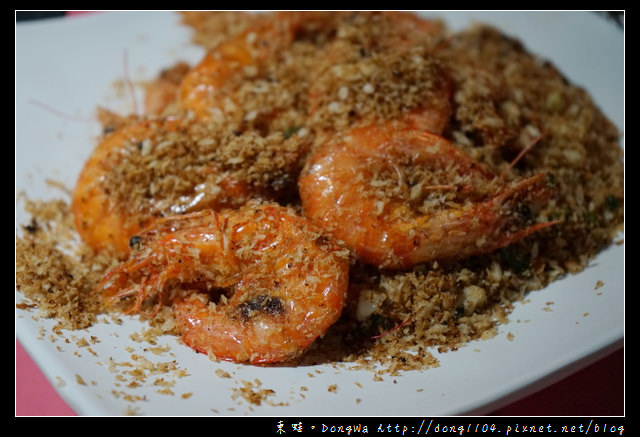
[231,378,281,406]
[215,368,232,378]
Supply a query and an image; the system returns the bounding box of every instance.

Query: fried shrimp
[306,12,450,136]
[71,116,302,257]
[97,202,350,364]
[299,124,558,269]
[71,118,181,256]
[178,11,326,123]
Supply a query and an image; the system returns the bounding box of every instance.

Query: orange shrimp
[72,118,177,256]
[306,12,451,137]
[97,202,350,364]
[298,123,558,269]
[178,11,338,122]
[71,117,260,257]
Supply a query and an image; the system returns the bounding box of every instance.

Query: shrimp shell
[299,124,557,269]
[98,202,350,364]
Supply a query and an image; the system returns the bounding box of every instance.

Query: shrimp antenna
[123,49,139,116]
[501,127,546,179]
[370,316,412,340]
[27,99,95,123]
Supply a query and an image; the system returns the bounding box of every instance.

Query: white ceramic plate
[16,11,624,416]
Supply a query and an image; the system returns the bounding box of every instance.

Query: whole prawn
[97,202,350,364]
[178,11,337,123]
[299,123,558,269]
[71,116,295,258]
[306,12,450,137]
[71,118,183,256]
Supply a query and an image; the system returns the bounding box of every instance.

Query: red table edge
[15,338,623,416]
